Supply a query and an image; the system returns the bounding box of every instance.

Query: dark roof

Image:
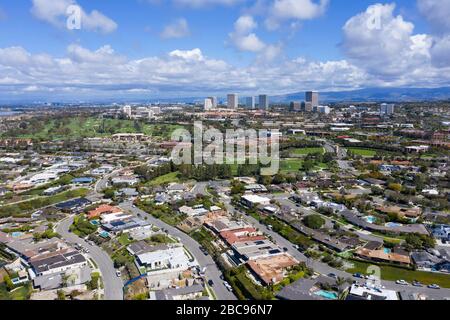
[364,241,383,250]
[55,198,91,210]
[30,251,86,274]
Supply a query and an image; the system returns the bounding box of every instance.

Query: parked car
[328,273,338,279]
[412,281,423,287]
[353,273,364,279]
[223,282,233,292]
[428,284,440,289]
[396,280,409,285]
[208,280,215,287]
[116,270,122,277]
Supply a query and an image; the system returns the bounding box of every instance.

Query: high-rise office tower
[305,91,319,110]
[380,103,395,116]
[246,96,255,109]
[259,95,269,110]
[209,97,218,109]
[204,98,214,111]
[227,94,238,109]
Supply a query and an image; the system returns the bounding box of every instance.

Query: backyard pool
[90,220,100,226]
[314,290,338,300]
[11,232,24,238]
[364,216,377,224]
[383,248,392,254]
[99,231,110,238]
[385,222,403,228]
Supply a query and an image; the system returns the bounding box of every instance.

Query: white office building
[204,98,214,111]
[317,105,331,114]
[123,105,132,118]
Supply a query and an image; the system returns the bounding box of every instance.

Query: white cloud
[342,3,432,78]
[234,15,258,34]
[0,44,370,98]
[272,0,329,20]
[160,18,190,39]
[417,0,450,34]
[430,35,450,67]
[31,0,117,33]
[265,0,328,30]
[169,48,204,61]
[229,15,266,52]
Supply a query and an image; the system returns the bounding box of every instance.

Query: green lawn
[118,233,133,246]
[5,117,185,141]
[346,259,450,288]
[280,159,303,173]
[291,147,325,156]
[348,148,377,157]
[0,283,31,300]
[280,159,328,173]
[146,172,180,186]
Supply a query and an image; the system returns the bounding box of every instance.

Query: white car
[116,270,122,277]
[223,282,233,292]
[396,280,409,285]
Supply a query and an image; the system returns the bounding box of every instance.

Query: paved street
[56,216,124,300]
[119,202,237,300]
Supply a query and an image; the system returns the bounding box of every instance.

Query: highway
[223,200,450,300]
[56,216,124,300]
[119,201,237,300]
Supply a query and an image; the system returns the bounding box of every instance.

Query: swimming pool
[90,220,100,226]
[11,232,24,238]
[385,222,403,228]
[364,216,377,224]
[99,231,110,238]
[314,290,338,300]
[383,248,392,254]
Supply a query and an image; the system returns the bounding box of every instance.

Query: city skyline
[0,0,450,101]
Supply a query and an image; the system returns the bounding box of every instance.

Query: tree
[57,290,66,300]
[3,274,14,291]
[303,215,326,230]
[388,183,403,192]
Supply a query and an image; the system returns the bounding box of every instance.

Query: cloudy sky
[0,0,450,101]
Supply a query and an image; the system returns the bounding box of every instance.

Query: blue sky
[0,0,449,101]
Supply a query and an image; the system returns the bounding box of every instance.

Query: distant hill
[272,87,450,103]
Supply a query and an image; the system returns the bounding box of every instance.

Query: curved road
[56,216,124,300]
[119,201,236,300]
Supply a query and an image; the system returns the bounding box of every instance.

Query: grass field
[346,259,450,288]
[280,159,303,173]
[348,148,377,157]
[280,159,329,173]
[291,147,325,156]
[7,117,185,141]
[146,172,180,186]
